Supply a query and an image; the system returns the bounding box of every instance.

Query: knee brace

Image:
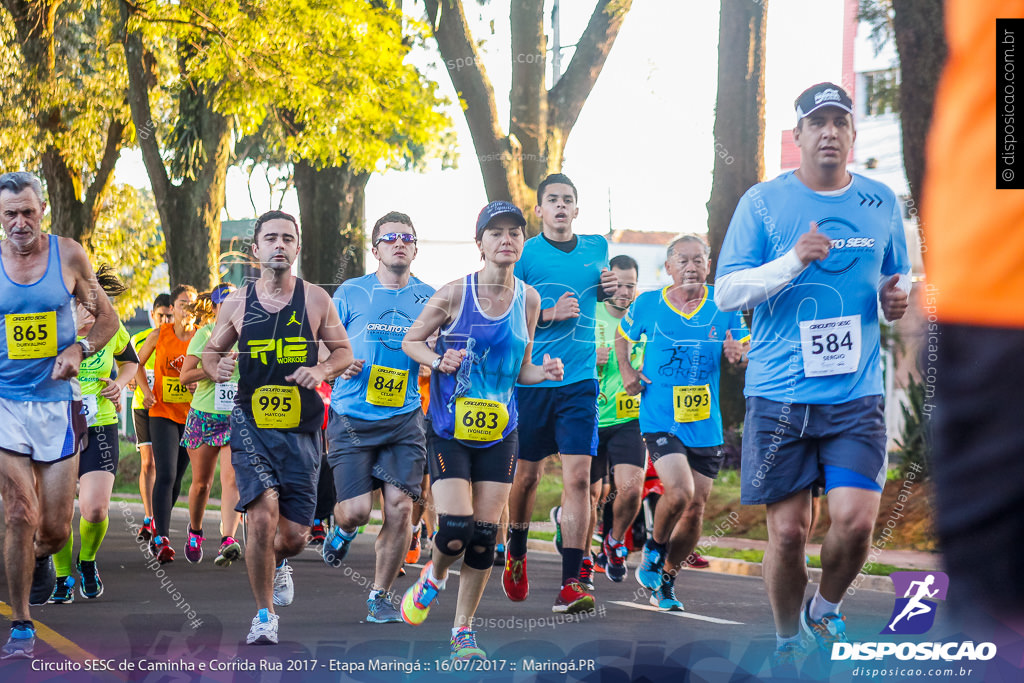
[462,520,498,570]
[434,514,474,557]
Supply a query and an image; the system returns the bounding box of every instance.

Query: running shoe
[308,519,326,546]
[49,576,75,604]
[322,527,355,567]
[578,555,595,591]
[549,506,563,554]
[493,543,505,567]
[153,535,175,564]
[501,554,529,601]
[76,556,104,599]
[28,555,56,606]
[685,552,710,569]
[367,592,402,623]
[1,622,35,659]
[136,516,156,543]
[405,530,421,564]
[401,562,442,626]
[770,641,806,672]
[272,560,294,606]
[553,578,595,614]
[800,598,849,651]
[635,543,665,590]
[184,529,205,564]
[246,608,278,645]
[398,565,407,577]
[650,581,683,611]
[450,628,486,660]
[214,537,243,567]
[603,536,629,583]
[594,551,607,574]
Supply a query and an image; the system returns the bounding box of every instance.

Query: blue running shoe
[367,592,402,623]
[635,543,665,590]
[800,598,849,651]
[1,622,35,659]
[322,527,355,567]
[650,581,683,611]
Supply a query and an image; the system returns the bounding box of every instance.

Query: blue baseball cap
[210,283,234,304]
[475,201,526,238]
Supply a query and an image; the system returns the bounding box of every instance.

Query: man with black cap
[714,82,911,667]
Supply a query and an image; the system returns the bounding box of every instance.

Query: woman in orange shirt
[135,284,197,563]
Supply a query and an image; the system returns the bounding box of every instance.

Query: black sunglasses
[374,232,417,247]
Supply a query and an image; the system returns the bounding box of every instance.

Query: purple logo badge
[882,571,949,635]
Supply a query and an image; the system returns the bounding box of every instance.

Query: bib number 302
[454,398,509,442]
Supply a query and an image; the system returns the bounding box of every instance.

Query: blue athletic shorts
[515,379,599,461]
[740,395,886,505]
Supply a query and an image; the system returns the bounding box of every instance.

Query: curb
[525,539,895,594]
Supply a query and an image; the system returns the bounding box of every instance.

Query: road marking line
[0,600,99,661]
[607,600,744,625]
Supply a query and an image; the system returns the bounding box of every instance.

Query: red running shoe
[685,552,710,569]
[502,554,529,601]
[553,578,595,614]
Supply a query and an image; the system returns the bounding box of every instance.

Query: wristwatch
[431,356,443,371]
[77,339,95,358]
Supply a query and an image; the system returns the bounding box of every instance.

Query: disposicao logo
[882,571,948,635]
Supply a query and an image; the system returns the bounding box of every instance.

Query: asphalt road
[0,502,998,683]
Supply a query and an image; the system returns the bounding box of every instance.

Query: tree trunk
[293,161,367,295]
[706,0,767,274]
[423,0,631,236]
[4,0,125,247]
[706,0,768,434]
[891,0,945,212]
[119,0,227,291]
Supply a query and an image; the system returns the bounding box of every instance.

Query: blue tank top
[430,273,528,447]
[0,235,77,402]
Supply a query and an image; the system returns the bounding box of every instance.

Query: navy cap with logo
[210,283,235,304]
[475,201,526,238]
[795,82,854,121]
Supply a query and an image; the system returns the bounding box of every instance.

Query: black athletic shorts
[79,423,119,477]
[643,432,724,480]
[592,420,645,484]
[428,430,518,484]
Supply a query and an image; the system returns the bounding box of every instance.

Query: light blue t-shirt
[331,273,435,420]
[514,233,609,387]
[716,171,910,404]
[619,285,748,447]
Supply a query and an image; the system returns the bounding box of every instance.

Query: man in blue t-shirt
[322,211,435,625]
[503,173,617,614]
[714,82,911,666]
[617,235,748,612]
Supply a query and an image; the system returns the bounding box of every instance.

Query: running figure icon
[888,574,939,631]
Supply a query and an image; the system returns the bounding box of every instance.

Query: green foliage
[88,185,168,319]
[894,372,929,479]
[859,0,894,55]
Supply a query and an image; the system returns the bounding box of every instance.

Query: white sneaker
[246,608,279,645]
[272,559,294,606]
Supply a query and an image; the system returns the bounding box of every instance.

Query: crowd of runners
[0,81,914,669]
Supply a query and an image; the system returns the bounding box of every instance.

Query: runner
[49,265,138,604]
[134,284,198,563]
[504,173,617,613]
[177,284,243,566]
[400,200,564,659]
[715,82,910,665]
[321,211,434,624]
[617,235,748,611]
[204,210,351,645]
[128,293,171,544]
[592,254,645,584]
[0,171,118,658]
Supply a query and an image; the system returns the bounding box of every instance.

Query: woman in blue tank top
[399,201,564,660]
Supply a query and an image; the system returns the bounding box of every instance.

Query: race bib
[615,392,640,420]
[145,368,155,389]
[799,314,861,377]
[252,385,300,428]
[673,385,711,423]
[366,365,408,407]
[214,381,237,412]
[5,311,57,359]
[162,375,191,403]
[82,394,99,427]
[454,397,509,442]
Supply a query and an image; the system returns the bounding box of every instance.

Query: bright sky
[115,0,848,276]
